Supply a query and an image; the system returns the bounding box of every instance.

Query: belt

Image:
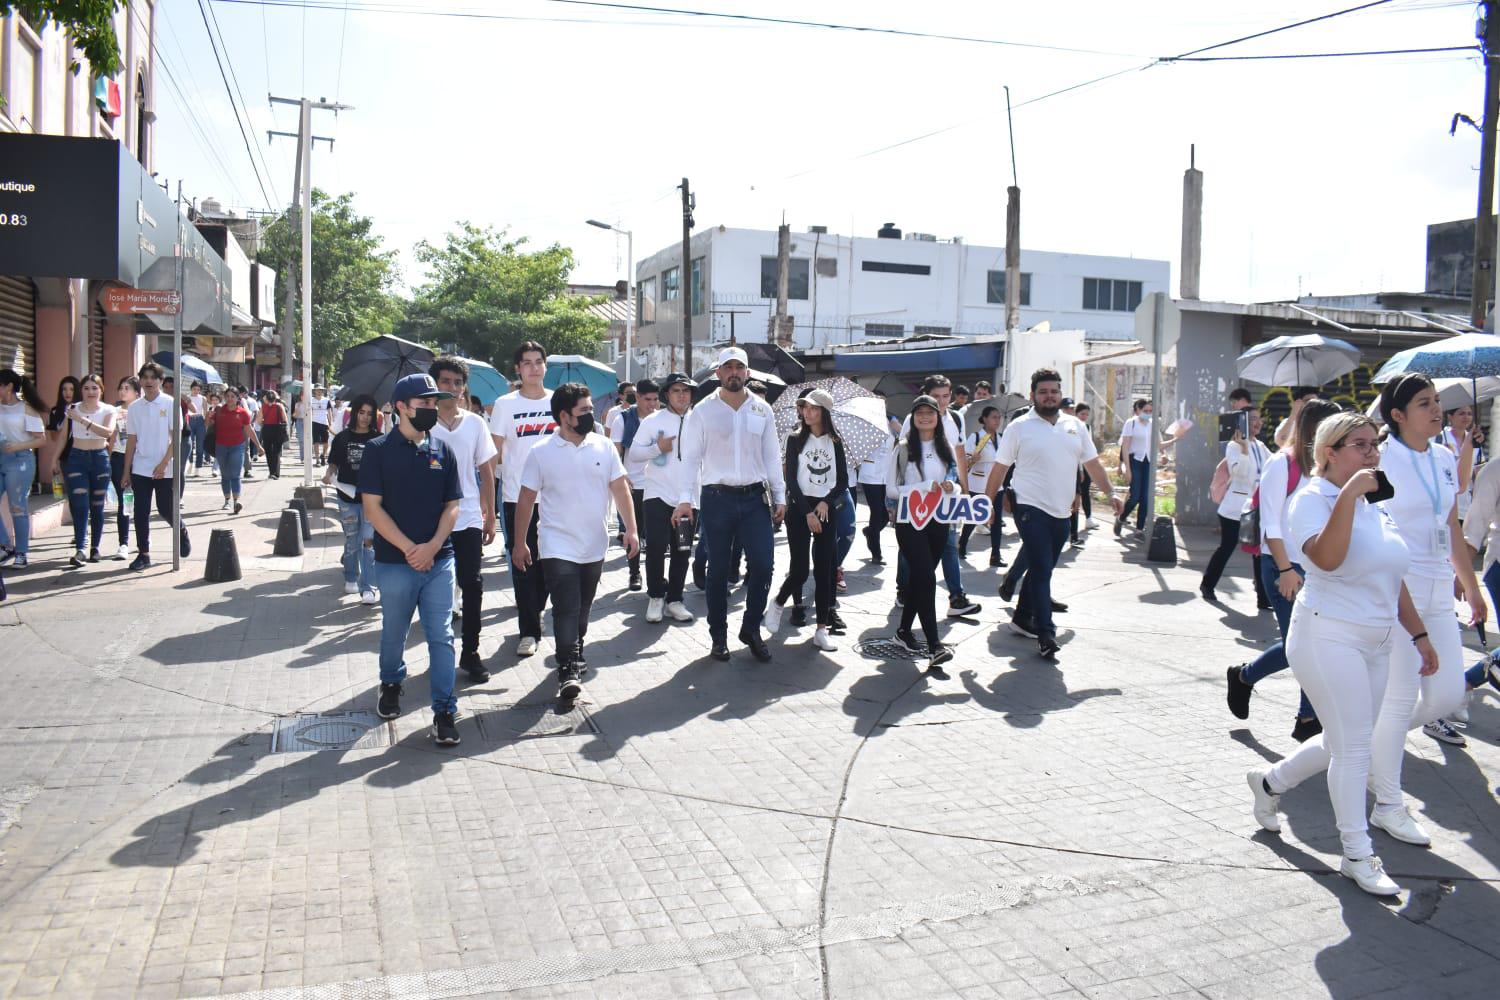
[702,482,765,495]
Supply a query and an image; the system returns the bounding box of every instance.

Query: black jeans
[541,558,603,669]
[451,526,484,656]
[861,483,890,559]
[1070,469,1092,541]
[130,474,181,555]
[502,501,548,639]
[643,497,689,602]
[776,505,838,624]
[262,425,287,477]
[109,451,130,546]
[626,488,646,575]
[1200,515,1241,593]
[1013,503,1070,639]
[896,521,948,647]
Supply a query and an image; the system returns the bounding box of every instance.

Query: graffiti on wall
[1251,365,1381,445]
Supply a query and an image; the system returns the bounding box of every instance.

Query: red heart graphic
[906,488,942,529]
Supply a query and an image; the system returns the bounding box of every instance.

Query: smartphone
[1367,469,1396,504]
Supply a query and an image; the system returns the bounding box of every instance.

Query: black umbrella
[695,368,789,403]
[336,335,435,404]
[740,343,804,385]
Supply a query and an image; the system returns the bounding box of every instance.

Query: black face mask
[406,407,438,432]
[572,413,595,436]
[625,394,637,405]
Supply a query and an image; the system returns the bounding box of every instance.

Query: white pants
[1370,574,1466,805]
[1267,607,1393,860]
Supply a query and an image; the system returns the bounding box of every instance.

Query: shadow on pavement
[958,663,1120,729]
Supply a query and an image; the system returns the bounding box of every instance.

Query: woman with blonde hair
[1247,410,1437,896]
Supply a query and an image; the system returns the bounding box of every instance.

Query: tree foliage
[7,2,123,76]
[400,224,607,371]
[258,190,403,371]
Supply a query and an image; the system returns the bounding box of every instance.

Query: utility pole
[268,95,352,488]
[773,223,791,347]
[1181,145,1204,300]
[278,129,302,394]
[1472,2,1500,328]
[171,181,186,573]
[679,178,694,372]
[1001,86,1020,400]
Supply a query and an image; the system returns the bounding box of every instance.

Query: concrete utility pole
[1181,145,1203,300]
[1472,3,1500,327]
[268,95,352,488]
[678,178,694,372]
[1000,86,1020,399]
[278,130,302,393]
[171,181,186,573]
[773,223,791,347]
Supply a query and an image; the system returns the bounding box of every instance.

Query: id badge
[1435,516,1450,550]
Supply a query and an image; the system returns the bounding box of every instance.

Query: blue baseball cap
[391,373,453,403]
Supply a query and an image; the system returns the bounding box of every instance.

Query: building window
[913,326,951,336]
[135,68,150,167]
[662,266,680,302]
[861,261,931,276]
[638,275,657,325]
[690,257,705,316]
[864,323,904,339]
[1083,277,1143,312]
[760,257,809,300]
[985,270,1032,306]
[10,25,42,132]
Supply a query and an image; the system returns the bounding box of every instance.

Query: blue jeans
[1484,562,1500,621]
[216,443,245,497]
[699,486,774,641]
[64,448,109,552]
[1013,503,1070,639]
[375,554,456,714]
[1243,556,1315,719]
[188,415,207,467]
[0,450,36,556]
[1120,456,1150,529]
[336,496,377,592]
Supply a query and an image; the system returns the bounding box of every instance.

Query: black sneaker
[233,501,243,515]
[129,553,152,572]
[738,627,773,662]
[893,628,923,653]
[1226,665,1253,720]
[431,711,461,746]
[69,550,86,569]
[559,665,583,700]
[1113,518,1124,537]
[998,577,1017,602]
[628,571,643,592]
[179,530,191,558]
[1008,613,1038,639]
[790,605,808,627]
[828,611,848,635]
[574,642,587,670]
[377,682,402,720]
[989,553,1004,568]
[88,548,100,563]
[1291,716,1323,743]
[460,651,490,683]
[948,595,981,617]
[1038,634,1060,659]
[927,644,955,676]
[1050,599,1068,614]
[710,641,731,662]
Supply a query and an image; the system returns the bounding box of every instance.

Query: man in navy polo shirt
[359,373,464,745]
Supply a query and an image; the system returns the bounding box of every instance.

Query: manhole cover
[270,712,393,753]
[472,699,598,741]
[854,638,927,661]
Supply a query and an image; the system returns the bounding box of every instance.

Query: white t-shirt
[794,432,839,499]
[1219,439,1270,521]
[127,393,176,477]
[1119,414,1152,462]
[0,401,45,448]
[430,409,498,532]
[965,427,1003,494]
[310,396,331,425]
[900,409,965,446]
[629,406,695,504]
[187,393,206,417]
[112,404,129,455]
[519,431,627,563]
[1289,477,1410,625]
[994,411,1099,519]
[67,403,118,444]
[609,406,652,489]
[858,435,893,487]
[1379,436,1459,582]
[883,438,953,500]
[488,389,556,503]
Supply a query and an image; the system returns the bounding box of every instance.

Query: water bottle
[123,485,134,508]
[51,475,62,499]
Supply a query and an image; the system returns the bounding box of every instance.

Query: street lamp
[586,219,634,380]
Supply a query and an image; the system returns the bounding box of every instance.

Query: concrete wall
[1173,311,1241,527]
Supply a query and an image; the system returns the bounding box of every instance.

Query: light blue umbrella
[462,357,508,405]
[1372,333,1500,384]
[152,351,221,386]
[543,354,617,399]
[1235,334,1360,387]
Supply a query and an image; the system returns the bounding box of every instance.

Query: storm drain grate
[270,712,393,753]
[473,699,598,741]
[855,638,927,661]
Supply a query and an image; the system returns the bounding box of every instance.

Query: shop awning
[833,342,1002,374]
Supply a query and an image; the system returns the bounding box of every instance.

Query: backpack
[620,406,643,449]
[1209,459,1230,505]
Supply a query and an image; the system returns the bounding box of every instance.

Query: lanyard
[1397,436,1443,516]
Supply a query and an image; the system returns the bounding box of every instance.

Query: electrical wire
[1168,0,1400,60]
[152,41,250,205]
[335,0,351,104]
[1163,44,1478,61]
[204,0,281,205]
[195,0,277,209]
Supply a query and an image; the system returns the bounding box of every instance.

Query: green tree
[400,223,606,371]
[5,3,123,76]
[258,190,404,372]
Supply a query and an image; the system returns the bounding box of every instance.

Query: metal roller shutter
[88,304,105,377]
[0,275,37,375]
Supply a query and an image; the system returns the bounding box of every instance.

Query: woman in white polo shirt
[1200,409,1271,603]
[1246,411,1437,896]
[1365,374,1486,845]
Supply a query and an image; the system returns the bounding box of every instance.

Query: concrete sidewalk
[1,483,1498,999]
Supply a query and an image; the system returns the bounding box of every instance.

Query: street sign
[1133,292,1181,353]
[104,287,180,315]
[1132,383,1153,395]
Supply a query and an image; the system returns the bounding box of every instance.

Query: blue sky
[155,0,1485,303]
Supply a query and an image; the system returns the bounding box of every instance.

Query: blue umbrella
[462,357,508,405]
[543,354,617,399]
[152,351,221,386]
[1235,334,1360,387]
[1372,333,1500,383]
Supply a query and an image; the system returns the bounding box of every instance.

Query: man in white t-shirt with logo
[310,385,332,466]
[986,367,1121,658]
[488,340,557,657]
[430,356,499,682]
[513,382,637,701]
[123,361,191,571]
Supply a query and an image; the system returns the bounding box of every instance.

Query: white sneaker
[646,597,664,623]
[1449,694,1471,726]
[1423,719,1467,747]
[517,636,539,657]
[1340,855,1400,896]
[764,602,784,633]
[115,543,131,561]
[1370,804,1432,847]
[813,627,837,651]
[664,601,695,623]
[1246,769,1282,833]
[360,590,378,605]
[1085,518,1099,530]
[344,580,359,595]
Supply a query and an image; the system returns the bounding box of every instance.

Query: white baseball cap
[717,347,749,367]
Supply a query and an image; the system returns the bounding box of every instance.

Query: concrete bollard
[204,528,242,582]
[294,485,325,511]
[273,509,305,556]
[287,498,311,541]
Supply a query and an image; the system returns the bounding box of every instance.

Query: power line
[151,41,250,204]
[194,0,276,209]
[1169,0,1399,60]
[1163,44,1478,61]
[203,0,281,205]
[335,0,351,103]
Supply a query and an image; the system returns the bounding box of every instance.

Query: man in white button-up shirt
[674,347,787,662]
